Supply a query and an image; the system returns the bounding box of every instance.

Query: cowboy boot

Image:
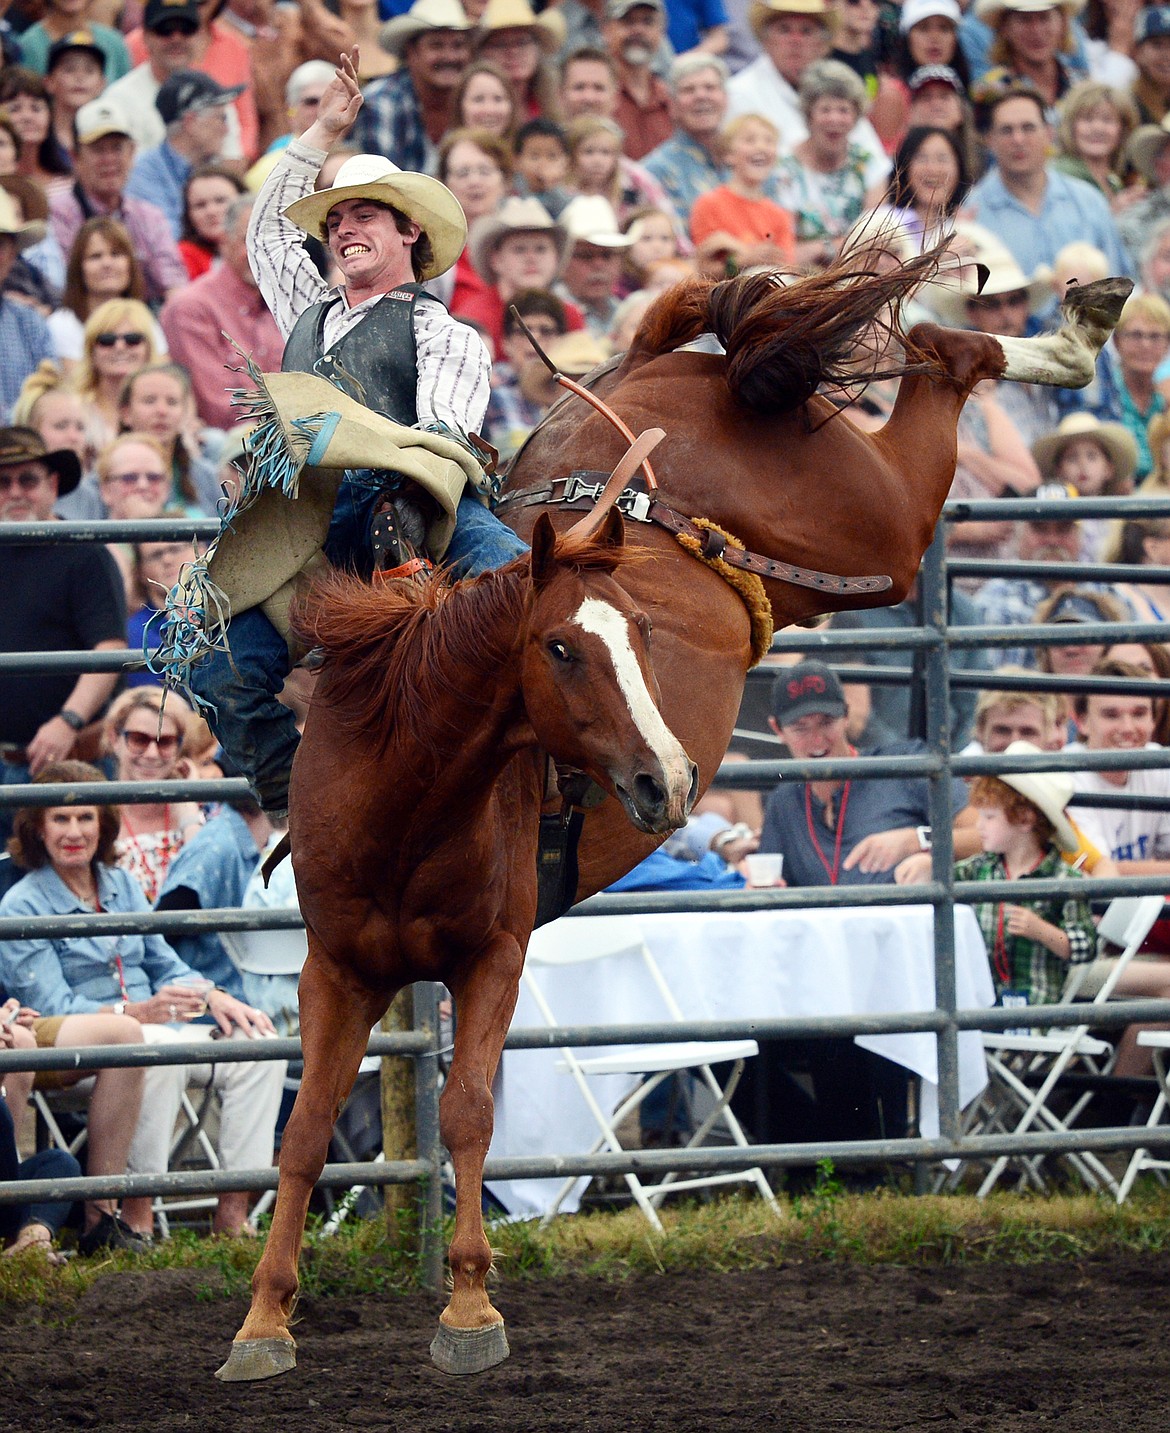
[370,485,440,579]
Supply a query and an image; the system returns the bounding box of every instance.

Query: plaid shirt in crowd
[350,69,430,175]
[955,847,1096,1006]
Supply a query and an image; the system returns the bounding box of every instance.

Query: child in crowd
[956,745,1096,1006]
[485,288,569,459]
[513,118,572,217]
[620,206,680,295]
[1031,412,1138,559]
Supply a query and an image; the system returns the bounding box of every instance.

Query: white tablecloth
[487,905,995,1216]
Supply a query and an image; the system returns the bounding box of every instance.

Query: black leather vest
[281,283,435,427]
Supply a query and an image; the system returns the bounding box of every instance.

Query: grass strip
[5,1169,1170,1307]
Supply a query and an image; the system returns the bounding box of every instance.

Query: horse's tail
[710,236,950,416]
[629,274,718,360]
[629,231,950,417]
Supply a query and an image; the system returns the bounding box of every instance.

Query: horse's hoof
[430,1320,510,1376]
[1062,276,1134,328]
[215,1336,298,1382]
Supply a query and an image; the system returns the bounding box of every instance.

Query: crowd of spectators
[6,0,1170,1243]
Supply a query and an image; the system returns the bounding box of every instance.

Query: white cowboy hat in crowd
[468,195,568,280]
[475,0,565,54]
[995,741,1079,853]
[925,247,1052,327]
[282,153,467,280]
[0,185,45,250]
[1031,412,1139,486]
[975,0,1085,22]
[559,194,634,249]
[747,0,838,41]
[1126,115,1170,186]
[380,0,471,59]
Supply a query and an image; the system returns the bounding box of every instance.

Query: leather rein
[495,472,892,599]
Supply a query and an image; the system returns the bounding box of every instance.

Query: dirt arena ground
[3,1254,1168,1432]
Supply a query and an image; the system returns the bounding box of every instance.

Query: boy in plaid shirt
[956,744,1097,1006]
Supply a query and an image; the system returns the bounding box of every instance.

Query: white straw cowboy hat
[468,195,568,280]
[1031,412,1139,486]
[748,0,838,42]
[0,185,45,250]
[281,153,468,281]
[380,0,472,58]
[519,330,611,405]
[559,194,634,249]
[925,248,1052,327]
[475,0,566,54]
[995,740,1079,852]
[974,0,1085,21]
[1126,116,1170,185]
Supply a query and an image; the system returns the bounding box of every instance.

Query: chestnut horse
[500,262,1133,900]
[216,499,697,1383]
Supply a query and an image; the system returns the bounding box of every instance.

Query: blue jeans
[189,480,528,814]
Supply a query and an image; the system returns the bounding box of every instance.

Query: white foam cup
[744,853,784,887]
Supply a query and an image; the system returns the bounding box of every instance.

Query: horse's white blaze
[571,596,689,791]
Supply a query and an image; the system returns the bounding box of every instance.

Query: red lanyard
[991,853,1046,986]
[805,779,851,885]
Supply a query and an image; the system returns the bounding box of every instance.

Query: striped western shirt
[247,138,491,437]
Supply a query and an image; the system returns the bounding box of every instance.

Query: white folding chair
[523,921,779,1232]
[1114,1030,1170,1201]
[971,894,1165,1199]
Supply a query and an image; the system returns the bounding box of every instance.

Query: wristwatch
[112,1001,126,1016]
[916,826,932,852]
[58,708,85,732]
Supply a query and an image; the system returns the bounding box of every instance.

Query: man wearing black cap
[127,69,243,237]
[102,0,250,160]
[0,430,126,835]
[758,659,967,885]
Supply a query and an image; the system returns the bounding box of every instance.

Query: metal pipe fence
[4,496,1170,1251]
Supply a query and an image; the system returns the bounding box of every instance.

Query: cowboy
[179,48,526,821]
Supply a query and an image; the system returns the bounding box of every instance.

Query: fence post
[921,526,961,1160]
[413,981,445,1294]
[380,989,416,1231]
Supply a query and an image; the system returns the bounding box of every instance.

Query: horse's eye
[547,640,572,663]
[635,613,652,640]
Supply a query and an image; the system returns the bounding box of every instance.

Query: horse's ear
[596,505,625,550]
[530,512,558,589]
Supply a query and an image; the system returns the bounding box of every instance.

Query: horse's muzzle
[617,760,698,834]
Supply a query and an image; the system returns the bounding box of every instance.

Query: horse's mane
[291,529,629,755]
[629,230,951,417]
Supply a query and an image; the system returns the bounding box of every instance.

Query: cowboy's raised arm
[246,49,365,338]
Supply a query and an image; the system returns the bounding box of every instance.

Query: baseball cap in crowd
[47,30,106,72]
[770,660,847,726]
[156,69,244,125]
[907,64,965,96]
[899,0,961,31]
[0,426,81,495]
[144,0,201,32]
[606,0,665,16]
[1135,6,1170,43]
[75,94,132,145]
[1046,590,1106,624]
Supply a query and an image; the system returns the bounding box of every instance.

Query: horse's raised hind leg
[215,945,387,1383]
[996,276,1133,388]
[431,931,524,1377]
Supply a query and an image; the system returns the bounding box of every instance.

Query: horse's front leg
[216,943,388,1382]
[431,930,524,1376]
